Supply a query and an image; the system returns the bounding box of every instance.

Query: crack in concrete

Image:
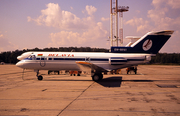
[57,81,95,116]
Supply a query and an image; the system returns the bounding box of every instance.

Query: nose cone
[16,61,24,68]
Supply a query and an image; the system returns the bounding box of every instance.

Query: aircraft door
[40,57,46,67]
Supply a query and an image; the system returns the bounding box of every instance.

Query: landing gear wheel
[92,73,103,82]
[37,75,43,80]
[92,75,99,81]
[35,70,43,80]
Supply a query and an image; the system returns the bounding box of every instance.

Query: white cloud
[101,17,109,21]
[136,10,140,14]
[148,0,180,30]
[48,22,108,47]
[28,3,88,30]
[0,34,3,38]
[149,0,180,53]
[28,3,108,48]
[125,0,180,52]
[126,0,180,32]
[27,4,100,30]
[125,17,151,33]
[48,31,85,47]
[168,0,180,9]
[151,0,180,9]
[0,34,18,52]
[85,5,97,16]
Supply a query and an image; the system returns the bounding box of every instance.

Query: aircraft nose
[16,61,24,68]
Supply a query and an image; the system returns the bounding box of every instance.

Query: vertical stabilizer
[131,30,174,54]
[111,30,174,54]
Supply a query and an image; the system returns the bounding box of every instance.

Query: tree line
[150,53,180,65]
[0,47,179,65]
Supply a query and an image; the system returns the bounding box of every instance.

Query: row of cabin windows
[28,57,85,61]
[27,55,108,61]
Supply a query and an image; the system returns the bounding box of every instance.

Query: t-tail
[111,30,174,54]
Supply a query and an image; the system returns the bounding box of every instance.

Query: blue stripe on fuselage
[24,57,144,62]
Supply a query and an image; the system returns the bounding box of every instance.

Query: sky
[0,0,180,53]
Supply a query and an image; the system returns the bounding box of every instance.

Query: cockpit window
[27,55,36,60]
[32,55,36,60]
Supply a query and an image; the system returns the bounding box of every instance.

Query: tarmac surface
[0,65,180,116]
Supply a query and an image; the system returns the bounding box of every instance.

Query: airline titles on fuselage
[48,54,75,57]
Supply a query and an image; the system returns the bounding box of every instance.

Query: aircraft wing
[76,61,108,73]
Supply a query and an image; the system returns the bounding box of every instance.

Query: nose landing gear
[37,75,43,80]
[35,70,43,80]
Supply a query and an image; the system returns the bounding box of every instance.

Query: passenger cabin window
[41,57,47,60]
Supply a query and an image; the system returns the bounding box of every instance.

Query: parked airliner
[16,30,174,81]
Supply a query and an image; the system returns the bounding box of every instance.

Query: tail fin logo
[143,39,152,51]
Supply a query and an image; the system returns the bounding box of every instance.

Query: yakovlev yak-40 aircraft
[16,30,174,81]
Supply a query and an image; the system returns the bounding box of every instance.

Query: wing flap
[76,61,107,73]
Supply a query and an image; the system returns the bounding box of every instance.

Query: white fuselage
[16,52,151,71]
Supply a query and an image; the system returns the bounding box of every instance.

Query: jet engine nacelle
[109,57,127,65]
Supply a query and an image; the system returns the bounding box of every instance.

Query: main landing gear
[35,70,43,80]
[34,70,103,81]
[91,72,103,82]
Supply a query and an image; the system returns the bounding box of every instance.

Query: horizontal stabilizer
[152,30,174,35]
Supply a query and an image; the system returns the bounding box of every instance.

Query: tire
[92,73,103,82]
[37,75,43,80]
[92,75,99,82]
